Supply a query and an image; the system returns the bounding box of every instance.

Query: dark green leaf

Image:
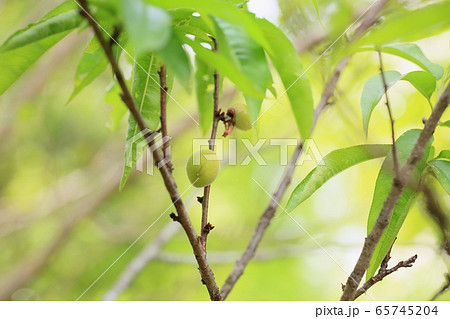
[428,160,450,194]
[186,37,262,98]
[214,18,272,121]
[366,129,433,279]
[286,144,391,212]
[256,18,314,139]
[0,2,83,95]
[144,0,271,53]
[440,120,450,128]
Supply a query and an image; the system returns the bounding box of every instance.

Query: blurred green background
[0,0,449,301]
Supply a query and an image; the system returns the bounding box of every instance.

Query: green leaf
[256,18,314,139]
[440,120,450,128]
[144,0,271,53]
[428,160,450,194]
[354,1,450,47]
[361,71,436,136]
[434,150,450,160]
[121,0,172,55]
[157,32,191,86]
[380,44,443,80]
[366,129,433,279]
[195,56,215,133]
[286,144,391,212]
[120,54,161,190]
[214,18,272,121]
[185,37,262,98]
[0,3,83,95]
[68,36,108,103]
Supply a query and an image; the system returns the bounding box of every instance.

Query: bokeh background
[0,0,449,301]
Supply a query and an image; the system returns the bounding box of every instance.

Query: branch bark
[158,66,171,167]
[353,251,417,300]
[200,38,220,251]
[341,82,450,301]
[78,0,222,301]
[220,0,390,300]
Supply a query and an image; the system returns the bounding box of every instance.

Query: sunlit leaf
[0,2,82,95]
[105,82,127,131]
[256,18,314,139]
[158,32,191,86]
[440,120,450,128]
[354,1,450,46]
[361,71,436,136]
[366,129,433,279]
[428,160,450,194]
[68,36,108,103]
[286,144,391,212]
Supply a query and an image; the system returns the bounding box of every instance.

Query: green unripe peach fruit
[186,149,220,188]
[232,103,252,131]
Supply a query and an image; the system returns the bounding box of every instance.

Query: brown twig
[220,0,390,300]
[158,66,171,168]
[431,273,450,301]
[78,0,222,300]
[353,250,417,300]
[341,82,450,301]
[377,50,399,176]
[200,38,220,251]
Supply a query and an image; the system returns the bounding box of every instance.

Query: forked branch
[78,0,222,300]
[341,82,450,300]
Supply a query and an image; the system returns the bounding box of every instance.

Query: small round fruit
[186,149,220,188]
[232,103,252,131]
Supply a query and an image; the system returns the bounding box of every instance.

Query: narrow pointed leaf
[428,160,450,194]
[256,18,314,139]
[0,2,82,95]
[366,129,433,279]
[214,18,272,121]
[286,144,391,212]
[195,56,215,133]
[120,54,161,190]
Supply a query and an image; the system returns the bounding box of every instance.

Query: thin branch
[420,183,450,256]
[431,273,450,301]
[200,38,220,251]
[354,251,417,300]
[158,65,171,168]
[103,222,180,301]
[341,82,450,301]
[220,0,389,300]
[378,50,399,176]
[78,0,222,300]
